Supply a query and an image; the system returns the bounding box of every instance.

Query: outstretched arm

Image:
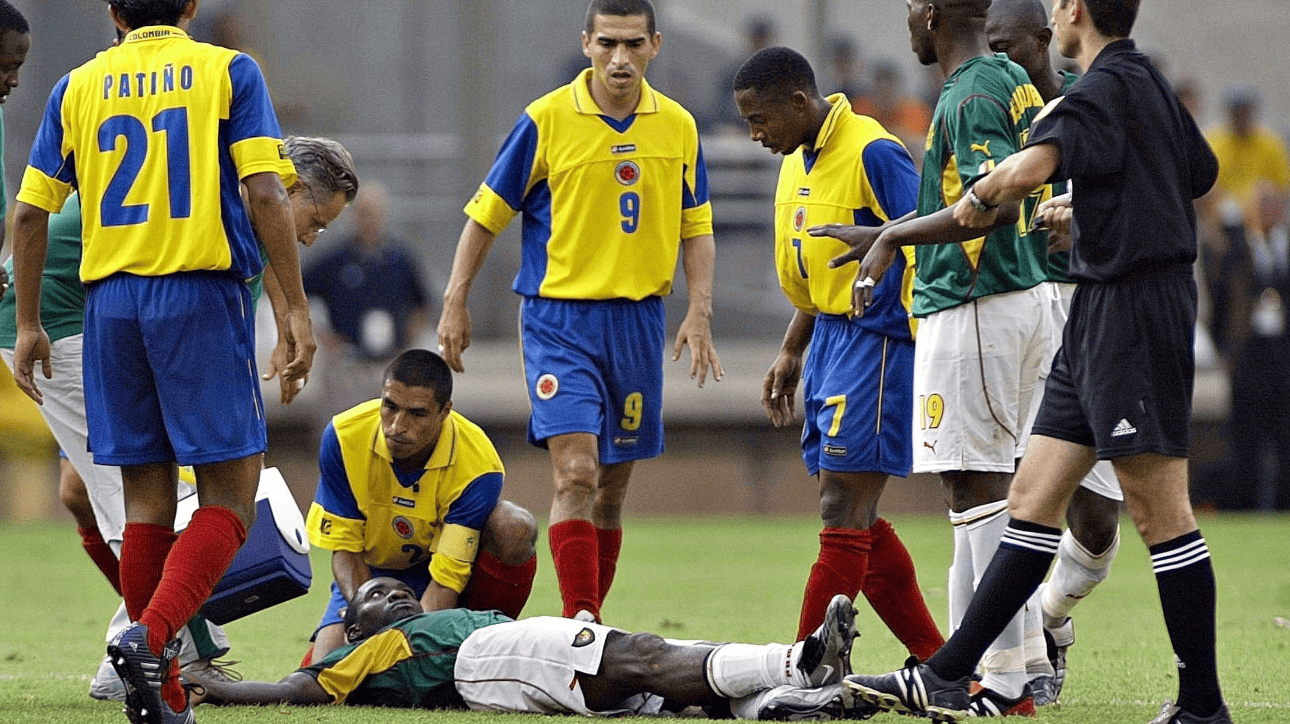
[189,670,331,707]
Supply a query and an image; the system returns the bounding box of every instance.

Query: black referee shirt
[1025,39,1218,283]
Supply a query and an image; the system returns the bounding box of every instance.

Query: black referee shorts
[1031,273,1197,459]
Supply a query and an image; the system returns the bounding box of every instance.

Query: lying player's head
[105,1,194,31]
[906,0,993,66]
[284,136,360,247]
[582,0,661,102]
[379,350,455,465]
[986,0,1052,80]
[341,578,424,644]
[732,47,821,156]
[0,1,29,105]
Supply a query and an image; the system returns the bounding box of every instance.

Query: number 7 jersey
[464,68,713,301]
[17,26,295,284]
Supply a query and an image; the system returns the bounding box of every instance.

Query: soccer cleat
[756,684,846,721]
[967,682,1037,717]
[90,654,127,702]
[573,609,599,623]
[796,594,858,686]
[107,623,194,724]
[1147,701,1233,724]
[1044,616,1074,702]
[843,661,971,723]
[180,657,242,684]
[1029,674,1059,707]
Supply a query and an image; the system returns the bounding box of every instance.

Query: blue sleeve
[862,138,919,220]
[315,423,364,520]
[27,75,76,185]
[227,54,284,144]
[482,113,539,210]
[682,140,710,209]
[443,472,504,530]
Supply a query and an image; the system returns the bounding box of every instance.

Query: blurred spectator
[1219,181,1290,510]
[304,180,431,409]
[712,16,777,130]
[1206,84,1290,215]
[1174,75,1203,121]
[827,36,869,100]
[851,59,932,169]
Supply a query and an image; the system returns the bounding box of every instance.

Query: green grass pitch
[1,513,1287,723]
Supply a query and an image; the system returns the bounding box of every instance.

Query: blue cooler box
[176,467,312,625]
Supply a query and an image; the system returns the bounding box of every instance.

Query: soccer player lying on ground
[186,578,870,720]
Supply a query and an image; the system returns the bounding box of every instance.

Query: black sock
[926,519,1060,682]
[1152,531,1223,717]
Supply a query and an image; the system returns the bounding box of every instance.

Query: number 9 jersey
[17,27,295,284]
[464,68,712,301]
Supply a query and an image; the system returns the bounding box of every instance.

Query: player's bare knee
[609,631,672,685]
[482,501,538,564]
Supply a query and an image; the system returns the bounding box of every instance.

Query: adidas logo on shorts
[1111,418,1137,437]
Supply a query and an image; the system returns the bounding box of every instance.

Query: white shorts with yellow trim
[913,285,1060,474]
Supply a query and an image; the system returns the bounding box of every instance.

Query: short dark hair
[585,0,656,36]
[991,0,1049,30]
[285,136,360,204]
[0,1,28,34]
[105,1,190,30]
[732,47,818,101]
[383,349,453,405]
[1080,0,1138,38]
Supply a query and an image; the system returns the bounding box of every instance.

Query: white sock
[1023,592,1054,677]
[960,501,1027,700]
[946,500,1004,633]
[705,643,807,698]
[1041,528,1119,627]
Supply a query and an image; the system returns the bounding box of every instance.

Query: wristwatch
[965,185,998,213]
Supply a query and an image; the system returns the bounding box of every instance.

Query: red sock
[596,527,622,605]
[119,523,177,622]
[548,519,600,621]
[797,527,872,641]
[140,506,246,713]
[862,518,945,661]
[79,526,122,596]
[459,551,537,619]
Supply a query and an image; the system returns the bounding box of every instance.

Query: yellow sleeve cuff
[680,202,714,240]
[428,523,480,593]
[15,166,73,214]
[230,136,298,186]
[305,503,366,553]
[463,183,517,235]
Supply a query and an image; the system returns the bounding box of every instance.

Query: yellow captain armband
[429,524,481,593]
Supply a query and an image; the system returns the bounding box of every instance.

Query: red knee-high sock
[797,527,872,641]
[548,519,600,621]
[119,522,177,622]
[596,526,622,606]
[141,506,246,713]
[862,518,945,661]
[459,551,537,619]
[79,526,123,596]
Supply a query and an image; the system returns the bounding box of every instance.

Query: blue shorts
[83,272,266,466]
[519,296,665,464]
[314,565,431,635]
[800,315,913,477]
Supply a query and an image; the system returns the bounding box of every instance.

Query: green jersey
[0,194,87,347]
[302,608,511,708]
[913,54,1047,316]
[1043,70,1082,284]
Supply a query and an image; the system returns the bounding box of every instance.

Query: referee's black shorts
[1031,272,1196,459]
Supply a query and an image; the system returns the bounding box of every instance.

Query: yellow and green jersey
[306,402,505,593]
[465,68,712,300]
[17,26,295,284]
[914,54,1047,316]
[774,94,919,339]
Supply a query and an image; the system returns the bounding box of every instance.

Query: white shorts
[2,336,126,543]
[913,285,1060,474]
[454,617,664,717]
[1026,283,1123,501]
